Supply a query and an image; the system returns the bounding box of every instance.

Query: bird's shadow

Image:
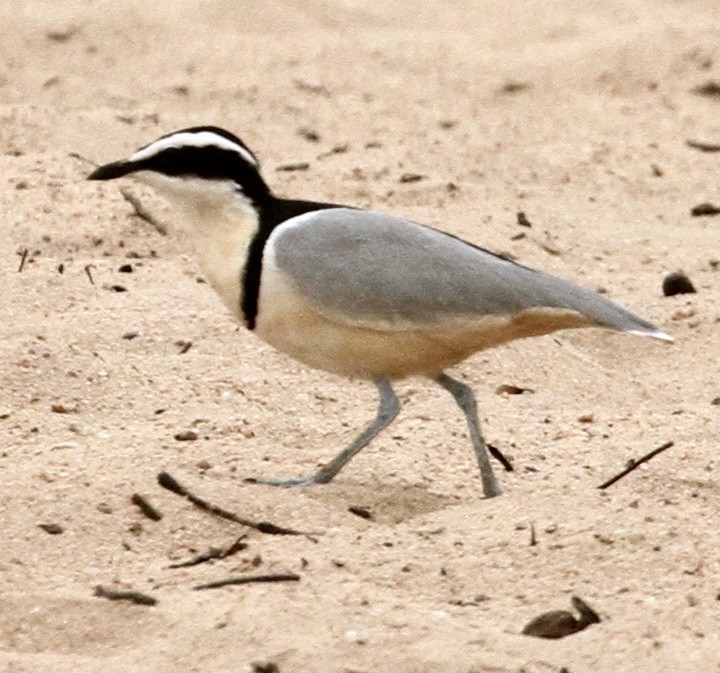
[301,478,464,524]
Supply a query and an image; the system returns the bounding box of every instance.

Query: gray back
[269,208,659,334]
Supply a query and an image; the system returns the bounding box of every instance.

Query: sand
[2,1,720,671]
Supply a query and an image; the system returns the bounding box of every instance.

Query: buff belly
[254,267,596,380]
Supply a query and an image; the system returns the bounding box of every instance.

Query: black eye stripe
[132,145,270,202]
[133,146,247,177]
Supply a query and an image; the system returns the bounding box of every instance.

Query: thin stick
[168,536,248,569]
[17,248,29,272]
[686,139,720,153]
[157,471,319,541]
[120,189,167,236]
[69,151,98,167]
[487,443,514,472]
[84,264,95,285]
[131,493,163,521]
[194,573,301,590]
[597,441,675,490]
[94,585,157,606]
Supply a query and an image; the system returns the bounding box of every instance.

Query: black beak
[87,160,136,181]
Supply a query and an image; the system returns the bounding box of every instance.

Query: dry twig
[94,585,157,606]
[686,139,720,153]
[194,573,300,590]
[597,441,675,490]
[84,264,95,285]
[120,188,167,235]
[131,493,163,521]
[17,248,29,272]
[169,536,248,569]
[157,471,319,541]
[487,443,514,472]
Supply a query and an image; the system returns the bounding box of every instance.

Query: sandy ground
[2,1,720,671]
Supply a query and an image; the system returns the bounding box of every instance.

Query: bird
[87,125,672,498]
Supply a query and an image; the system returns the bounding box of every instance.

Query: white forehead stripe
[130,131,258,167]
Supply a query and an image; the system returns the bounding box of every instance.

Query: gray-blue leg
[249,378,400,487]
[436,373,502,498]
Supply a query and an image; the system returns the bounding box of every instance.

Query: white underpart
[130,130,258,168]
[133,172,257,219]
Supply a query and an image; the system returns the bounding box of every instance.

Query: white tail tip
[628,328,674,343]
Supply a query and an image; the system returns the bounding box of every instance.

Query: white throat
[133,171,260,318]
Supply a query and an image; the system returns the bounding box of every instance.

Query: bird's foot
[482,478,503,498]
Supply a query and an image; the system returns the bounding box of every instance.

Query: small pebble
[522,596,600,639]
[662,271,696,297]
[297,126,320,142]
[251,663,280,673]
[176,340,192,354]
[348,505,372,520]
[496,383,533,395]
[691,202,720,217]
[399,173,425,183]
[174,430,198,441]
[517,211,533,227]
[276,162,309,172]
[522,610,581,639]
[51,403,77,414]
[501,80,530,93]
[692,81,720,97]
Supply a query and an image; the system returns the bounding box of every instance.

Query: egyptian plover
[88,126,671,498]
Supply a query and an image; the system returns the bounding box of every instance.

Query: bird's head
[88,126,271,218]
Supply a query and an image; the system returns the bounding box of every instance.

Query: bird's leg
[248,378,400,487]
[436,373,502,498]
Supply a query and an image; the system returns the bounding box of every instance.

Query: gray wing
[268,207,669,338]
